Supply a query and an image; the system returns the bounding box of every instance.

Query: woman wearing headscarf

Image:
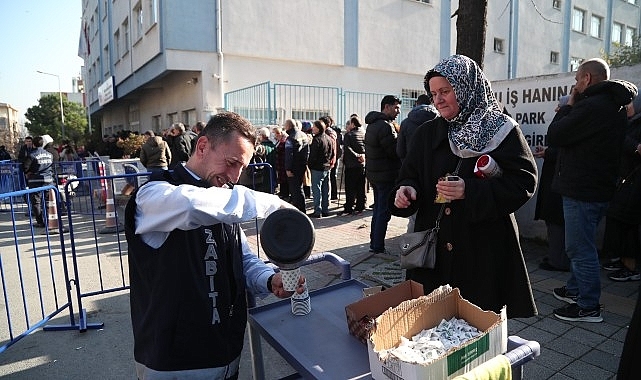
[391,55,538,318]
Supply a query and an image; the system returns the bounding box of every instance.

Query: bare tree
[454,0,488,69]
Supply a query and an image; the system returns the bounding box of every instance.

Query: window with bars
[550,51,559,64]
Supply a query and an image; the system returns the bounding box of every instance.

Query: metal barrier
[225,82,413,126]
[0,162,28,213]
[0,185,82,353]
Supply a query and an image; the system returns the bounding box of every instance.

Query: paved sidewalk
[0,193,638,379]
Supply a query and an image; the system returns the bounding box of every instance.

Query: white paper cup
[291,296,311,316]
[280,268,301,292]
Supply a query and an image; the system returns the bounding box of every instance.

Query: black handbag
[398,159,461,270]
[399,205,444,269]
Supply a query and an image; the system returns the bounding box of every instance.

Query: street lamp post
[36,70,65,139]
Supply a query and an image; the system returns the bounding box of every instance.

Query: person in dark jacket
[23,136,54,227]
[139,130,171,173]
[0,145,11,161]
[320,115,343,200]
[391,54,538,319]
[618,281,641,379]
[168,123,192,169]
[17,136,35,164]
[397,94,438,161]
[307,120,335,218]
[364,95,402,254]
[548,58,637,323]
[397,94,438,232]
[601,96,641,282]
[339,115,366,216]
[534,95,570,272]
[284,118,310,212]
[125,112,304,379]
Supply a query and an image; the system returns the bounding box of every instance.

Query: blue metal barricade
[0,185,82,353]
[0,161,28,213]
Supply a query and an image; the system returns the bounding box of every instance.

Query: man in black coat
[397,94,438,161]
[548,58,638,323]
[364,95,401,254]
[397,94,438,232]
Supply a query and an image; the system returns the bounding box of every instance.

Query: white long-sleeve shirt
[134,174,284,295]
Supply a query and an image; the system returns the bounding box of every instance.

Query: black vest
[26,147,53,185]
[125,165,248,371]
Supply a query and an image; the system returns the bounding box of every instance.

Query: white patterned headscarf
[424,55,515,158]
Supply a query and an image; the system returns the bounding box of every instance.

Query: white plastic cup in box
[281,267,301,291]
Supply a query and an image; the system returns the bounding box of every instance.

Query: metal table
[248,279,371,379]
[248,278,541,380]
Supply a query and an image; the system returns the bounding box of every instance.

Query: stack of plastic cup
[290,279,311,316]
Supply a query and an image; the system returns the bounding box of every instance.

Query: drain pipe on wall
[216,0,224,111]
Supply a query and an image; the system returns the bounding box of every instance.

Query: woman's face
[429,76,460,120]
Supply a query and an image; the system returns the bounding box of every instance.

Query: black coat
[549,80,637,202]
[534,110,566,225]
[397,105,437,161]
[390,117,538,318]
[606,117,641,224]
[342,126,365,169]
[364,111,401,183]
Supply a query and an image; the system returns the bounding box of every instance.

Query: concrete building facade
[80,0,641,136]
[0,103,21,152]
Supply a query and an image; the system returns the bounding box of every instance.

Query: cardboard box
[368,286,507,380]
[345,280,424,344]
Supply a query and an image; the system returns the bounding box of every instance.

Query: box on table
[345,280,424,344]
[368,285,507,380]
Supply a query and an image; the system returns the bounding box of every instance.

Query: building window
[129,104,140,132]
[146,0,157,29]
[590,15,603,38]
[572,8,585,33]
[613,23,623,44]
[134,1,143,41]
[410,0,431,3]
[182,109,197,128]
[493,38,504,53]
[626,27,636,46]
[167,113,177,126]
[103,46,109,77]
[570,57,583,71]
[550,51,559,64]
[552,0,561,9]
[122,18,129,54]
[152,115,161,133]
[626,0,637,5]
[114,30,120,59]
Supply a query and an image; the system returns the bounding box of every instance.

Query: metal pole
[36,70,65,139]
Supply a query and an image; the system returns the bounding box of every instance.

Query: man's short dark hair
[202,112,257,149]
[33,136,44,148]
[381,95,401,110]
[416,94,431,105]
